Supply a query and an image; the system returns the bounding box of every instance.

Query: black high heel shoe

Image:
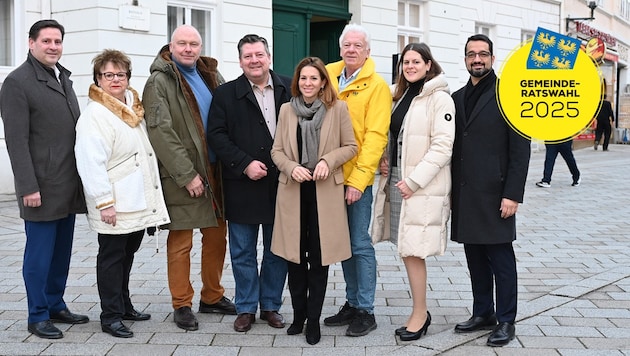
[399,311,431,341]
[395,326,407,336]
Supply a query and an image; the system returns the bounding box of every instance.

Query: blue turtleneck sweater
[173,57,216,163]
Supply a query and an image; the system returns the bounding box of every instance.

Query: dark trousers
[464,243,517,324]
[97,230,144,324]
[23,215,76,323]
[287,181,329,323]
[595,123,612,150]
[542,141,580,183]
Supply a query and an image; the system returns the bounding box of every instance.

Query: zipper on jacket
[107,152,138,171]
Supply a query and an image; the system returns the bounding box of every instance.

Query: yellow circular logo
[497,28,603,142]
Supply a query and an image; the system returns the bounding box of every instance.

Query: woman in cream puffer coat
[371,43,454,341]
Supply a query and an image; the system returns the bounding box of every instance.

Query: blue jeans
[23,215,76,323]
[342,185,376,313]
[228,222,287,314]
[542,141,580,183]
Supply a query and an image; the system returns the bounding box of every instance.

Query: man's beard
[468,66,490,78]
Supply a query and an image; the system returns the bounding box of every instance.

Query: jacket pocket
[108,153,147,213]
[112,168,147,213]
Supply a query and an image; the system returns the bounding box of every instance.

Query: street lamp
[566,1,597,32]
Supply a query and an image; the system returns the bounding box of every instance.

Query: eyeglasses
[99,72,128,81]
[465,51,491,59]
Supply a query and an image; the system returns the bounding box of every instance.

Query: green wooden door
[273,11,308,77]
[272,0,351,77]
[310,20,346,64]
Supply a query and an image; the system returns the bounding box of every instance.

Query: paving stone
[1,146,630,354]
[172,345,240,356]
[557,350,624,356]
[518,335,585,349]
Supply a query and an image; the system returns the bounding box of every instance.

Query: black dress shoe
[28,320,63,339]
[394,326,407,336]
[174,306,198,331]
[199,296,237,315]
[487,322,515,347]
[101,321,134,338]
[399,311,431,342]
[50,308,89,324]
[123,309,151,321]
[454,313,497,333]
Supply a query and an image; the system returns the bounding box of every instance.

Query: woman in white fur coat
[75,50,169,338]
[371,43,455,341]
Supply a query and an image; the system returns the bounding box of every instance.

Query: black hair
[29,19,65,40]
[237,34,270,57]
[465,34,493,55]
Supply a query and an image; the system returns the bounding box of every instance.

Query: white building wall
[431,0,561,90]
[348,0,398,84]
[219,0,273,81]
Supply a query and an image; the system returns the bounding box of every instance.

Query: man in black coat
[450,34,530,347]
[594,95,615,151]
[207,34,290,333]
[0,19,88,339]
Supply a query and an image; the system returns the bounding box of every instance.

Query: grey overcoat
[0,53,86,221]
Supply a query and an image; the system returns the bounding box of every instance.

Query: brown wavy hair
[91,49,132,85]
[290,57,337,108]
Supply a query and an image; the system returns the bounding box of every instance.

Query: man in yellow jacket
[324,23,391,337]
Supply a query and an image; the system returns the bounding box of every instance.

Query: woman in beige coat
[271,57,357,345]
[372,43,455,341]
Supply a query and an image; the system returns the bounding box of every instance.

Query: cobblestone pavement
[0,144,629,355]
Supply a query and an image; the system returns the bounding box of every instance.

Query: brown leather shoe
[234,313,255,332]
[260,310,285,328]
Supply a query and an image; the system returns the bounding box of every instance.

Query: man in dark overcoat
[207,34,291,333]
[0,19,88,339]
[450,34,530,347]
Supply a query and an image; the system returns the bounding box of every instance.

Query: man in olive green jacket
[143,25,235,331]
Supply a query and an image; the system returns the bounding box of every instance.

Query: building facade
[1,0,628,193]
[564,0,630,142]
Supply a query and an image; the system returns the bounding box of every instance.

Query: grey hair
[338,23,371,49]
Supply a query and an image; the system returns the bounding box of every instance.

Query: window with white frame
[621,0,630,20]
[397,1,424,53]
[167,3,213,56]
[475,24,491,37]
[0,0,12,66]
[521,30,535,44]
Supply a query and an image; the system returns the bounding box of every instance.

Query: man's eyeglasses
[99,72,128,81]
[465,51,492,59]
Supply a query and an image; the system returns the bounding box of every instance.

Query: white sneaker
[572,178,581,187]
[536,181,551,188]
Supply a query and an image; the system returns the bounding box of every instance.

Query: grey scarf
[291,96,326,170]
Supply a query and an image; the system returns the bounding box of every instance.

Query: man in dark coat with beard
[450,34,530,347]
